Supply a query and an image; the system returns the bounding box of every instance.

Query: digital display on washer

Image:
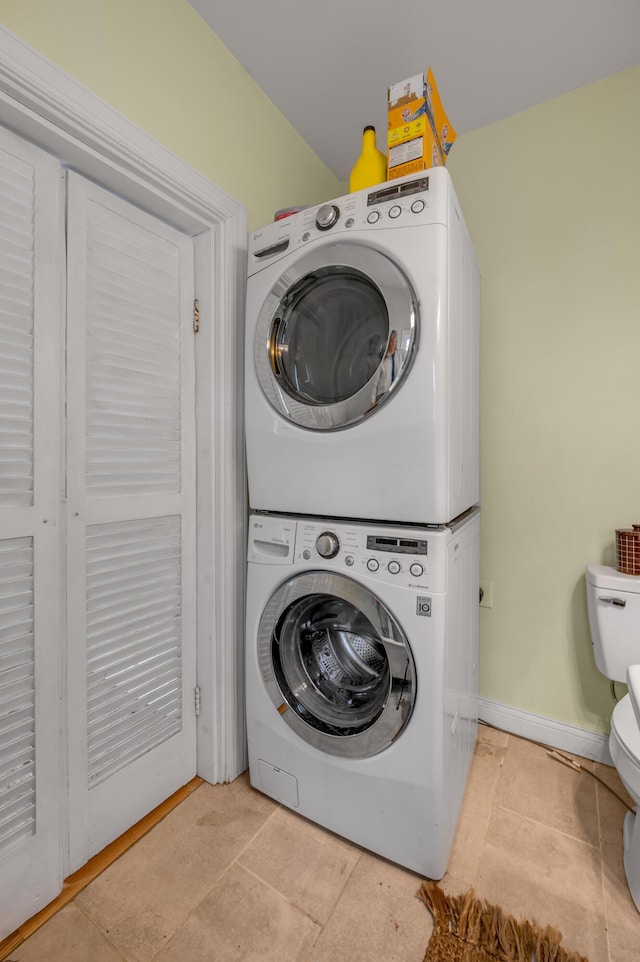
[366,535,428,555]
[366,177,429,207]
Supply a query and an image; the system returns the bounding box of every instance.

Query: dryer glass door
[254,242,418,430]
[258,571,416,758]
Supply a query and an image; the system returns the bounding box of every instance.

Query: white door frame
[0,27,247,821]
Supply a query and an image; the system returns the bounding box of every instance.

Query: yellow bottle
[349,126,387,193]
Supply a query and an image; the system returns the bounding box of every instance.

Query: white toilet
[586,564,640,912]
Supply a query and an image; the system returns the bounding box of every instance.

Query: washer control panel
[247,515,449,590]
[289,517,447,591]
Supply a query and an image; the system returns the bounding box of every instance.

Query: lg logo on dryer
[416,596,432,617]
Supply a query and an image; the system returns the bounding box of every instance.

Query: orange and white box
[387,69,456,180]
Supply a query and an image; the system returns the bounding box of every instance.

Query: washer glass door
[254,242,418,430]
[258,571,416,758]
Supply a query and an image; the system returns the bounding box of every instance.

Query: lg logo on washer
[416,596,432,617]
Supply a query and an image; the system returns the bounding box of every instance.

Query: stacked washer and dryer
[244,168,481,879]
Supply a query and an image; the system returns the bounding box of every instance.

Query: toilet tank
[586,564,640,683]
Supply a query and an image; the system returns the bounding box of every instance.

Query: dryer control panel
[247,167,452,277]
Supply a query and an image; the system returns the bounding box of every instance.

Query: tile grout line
[228,800,367,961]
[471,734,509,888]
[70,901,129,962]
[593,770,614,962]
[301,847,366,960]
[498,731,606,850]
[232,805,365,958]
[230,800,284,864]
[235,860,327,927]
[108,800,287,962]
[497,803,602,850]
[232,850,366,962]
[142,798,287,962]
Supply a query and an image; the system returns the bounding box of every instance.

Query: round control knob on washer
[388,560,401,574]
[411,199,425,214]
[316,204,340,231]
[366,558,379,572]
[345,555,354,566]
[389,205,402,219]
[410,562,424,577]
[367,210,380,224]
[316,531,340,558]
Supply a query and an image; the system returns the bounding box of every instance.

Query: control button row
[366,199,425,224]
[365,558,424,577]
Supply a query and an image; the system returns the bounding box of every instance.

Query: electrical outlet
[479,581,493,608]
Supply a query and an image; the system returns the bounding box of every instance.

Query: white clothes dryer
[245,508,480,878]
[245,168,480,525]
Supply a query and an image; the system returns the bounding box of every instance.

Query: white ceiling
[189,0,640,183]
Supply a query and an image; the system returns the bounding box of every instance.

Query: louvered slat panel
[0,790,35,846]
[87,657,179,717]
[85,203,182,499]
[86,517,182,787]
[0,536,35,854]
[0,150,34,509]
[86,572,180,614]
[87,593,180,638]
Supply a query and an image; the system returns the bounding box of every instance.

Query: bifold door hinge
[193,298,200,333]
[194,685,201,716]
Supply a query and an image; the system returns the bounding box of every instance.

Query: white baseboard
[478,697,613,766]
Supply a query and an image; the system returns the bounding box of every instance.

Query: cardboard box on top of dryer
[387,68,456,180]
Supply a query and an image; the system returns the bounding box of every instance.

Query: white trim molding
[479,696,613,766]
[0,27,248,786]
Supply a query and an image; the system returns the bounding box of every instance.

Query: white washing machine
[245,508,480,878]
[245,168,480,525]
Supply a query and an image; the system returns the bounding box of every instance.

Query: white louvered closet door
[0,129,62,936]
[65,172,197,871]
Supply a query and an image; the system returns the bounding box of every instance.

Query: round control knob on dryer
[316,204,340,231]
[316,531,340,558]
[388,560,401,574]
[366,558,379,572]
[410,562,424,577]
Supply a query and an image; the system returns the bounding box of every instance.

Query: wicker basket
[616,524,640,575]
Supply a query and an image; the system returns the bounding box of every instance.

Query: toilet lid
[586,563,640,593]
[611,694,640,765]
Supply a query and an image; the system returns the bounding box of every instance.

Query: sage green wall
[0,0,343,228]
[447,65,640,734]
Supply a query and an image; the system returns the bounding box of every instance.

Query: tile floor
[9,725,640,962]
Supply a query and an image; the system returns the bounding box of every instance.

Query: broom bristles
[418,881,590,962]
